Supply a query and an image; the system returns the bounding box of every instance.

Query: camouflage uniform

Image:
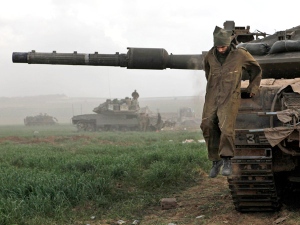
[200,27,262,162]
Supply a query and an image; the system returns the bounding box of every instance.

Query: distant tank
[177,107,201,128]
[24,113,58,126]
[72,92,164,132]
[163,107,201,129]
[12,21,300,212]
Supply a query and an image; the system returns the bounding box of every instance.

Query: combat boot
[221,157,232,176]
[209,160,223,178]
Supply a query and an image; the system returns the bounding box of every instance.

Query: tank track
[228,155,281,212]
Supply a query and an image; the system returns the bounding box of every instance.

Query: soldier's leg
[201,111,221,161]
[217,101,239,158]
[201,108,224,178]
[201,103,224,178]
[217,99,240,176]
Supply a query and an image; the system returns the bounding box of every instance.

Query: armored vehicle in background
[163,107,200,129]
[24,113,58,126]
[178,107,201,128]
[72,95,164,132]
[12,21,300,212]
[164,107,201,129]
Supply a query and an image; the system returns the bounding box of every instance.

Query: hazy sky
[1,0,300,98]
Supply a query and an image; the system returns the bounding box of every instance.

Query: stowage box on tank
[12,20,300,212]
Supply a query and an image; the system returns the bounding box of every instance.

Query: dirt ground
[89,171,299,225]
[141,174,296,225]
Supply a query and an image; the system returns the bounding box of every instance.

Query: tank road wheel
[104,125,110,132]
[86,123,95,132]
[110,126,119,132]
[133,126,140,131]
[120,126,129,132]
[76,122,86,131]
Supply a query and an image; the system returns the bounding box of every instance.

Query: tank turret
[12,21,300,212]
[92,97,139,114]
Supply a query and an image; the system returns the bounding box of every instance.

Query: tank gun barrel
[12,48,204,70]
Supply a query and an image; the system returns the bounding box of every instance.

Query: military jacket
[204,45,262,106]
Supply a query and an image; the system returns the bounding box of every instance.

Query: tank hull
[24,114,58,126]
[72,113,140,131]
[72,113,162,132]
[229,78,300,211]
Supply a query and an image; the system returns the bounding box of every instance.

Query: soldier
[139,113,149,131]
[131,90,139,100]
[155,112,163,131]
[200,26,262,178]
[131,90,140,109]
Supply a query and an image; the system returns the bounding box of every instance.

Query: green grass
[0,125,208,224]
[0,124,77,137]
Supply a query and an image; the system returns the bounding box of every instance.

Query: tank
[163,107,201,129]
[178,107,201,128]
[12,20,300,212]
[72,94,164,132]
[24,113,58,126]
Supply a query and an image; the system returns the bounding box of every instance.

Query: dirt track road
[141,173,300,225]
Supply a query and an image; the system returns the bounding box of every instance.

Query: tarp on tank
[264,127,294,147]
[264,109,300,147]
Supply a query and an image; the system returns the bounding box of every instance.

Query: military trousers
[200,98,240,161]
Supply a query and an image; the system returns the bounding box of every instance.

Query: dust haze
[1,0,300,124]
[0,94,204,125]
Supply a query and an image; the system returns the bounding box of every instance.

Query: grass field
[0,124,208,225]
